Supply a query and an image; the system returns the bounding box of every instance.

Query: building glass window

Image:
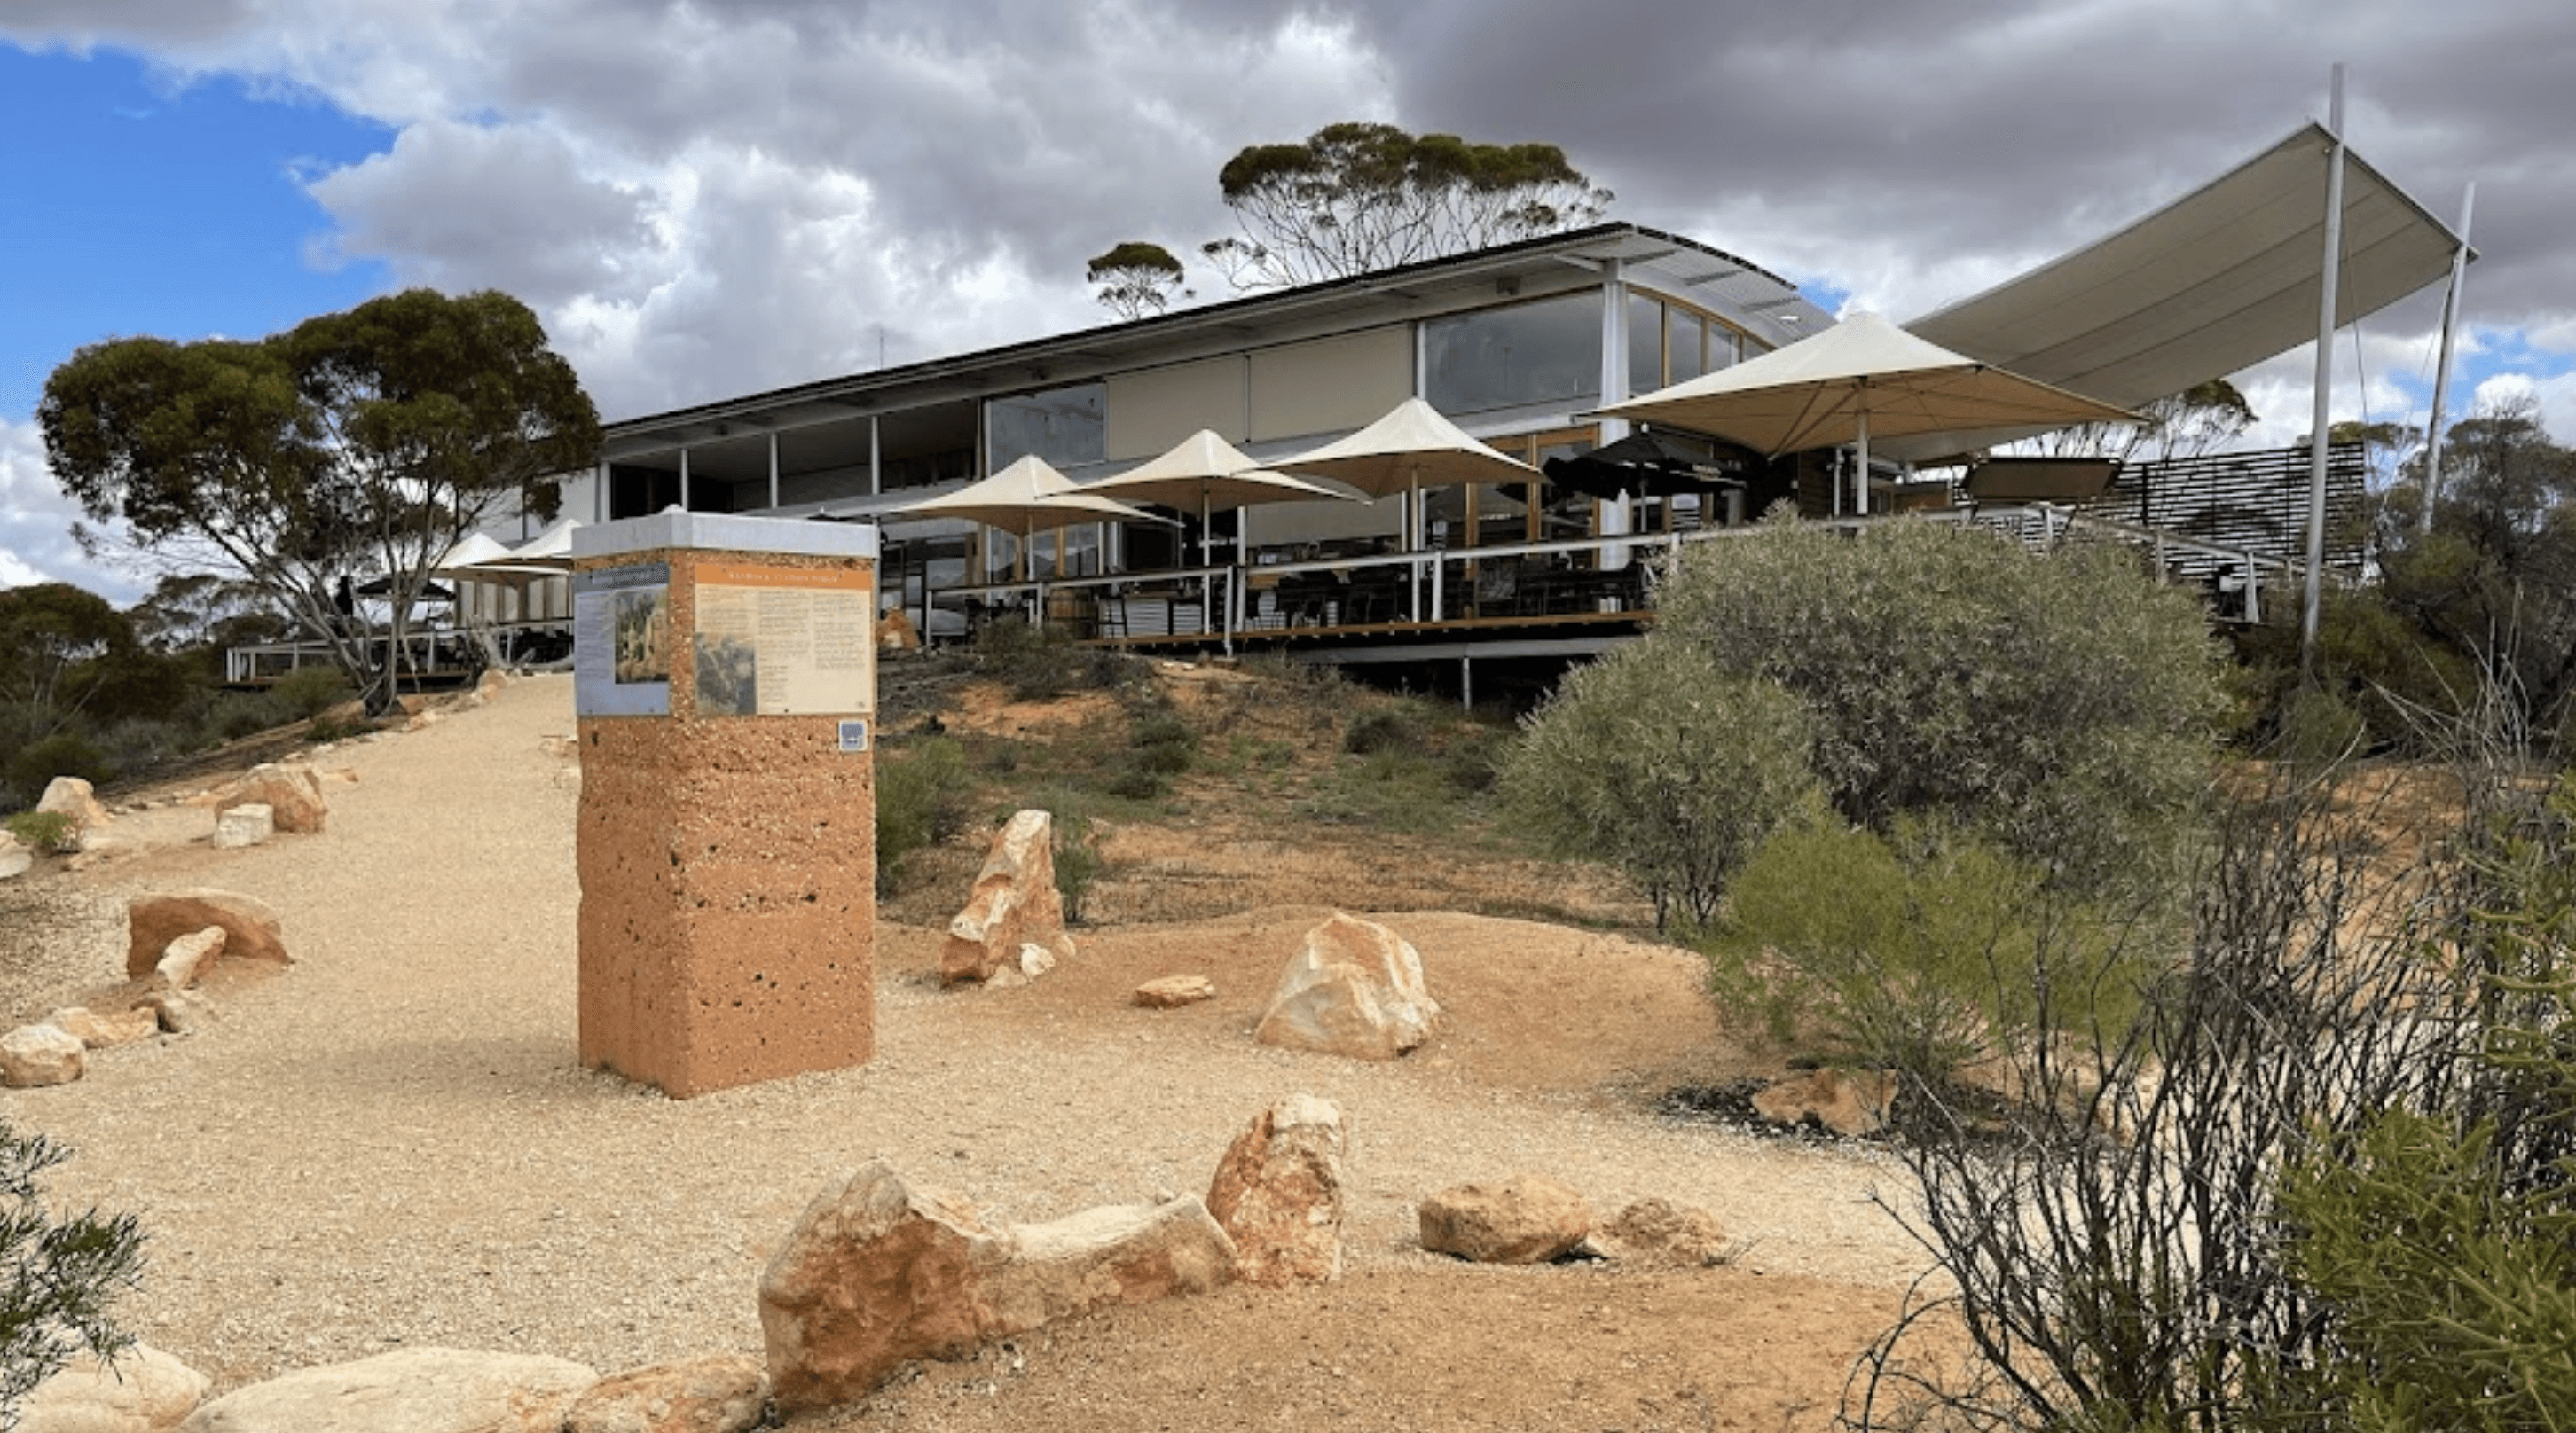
[1668,309,1707,387]
[1627,293,1663,398]
[1425,294,1600,416]
[987,382,1107,469]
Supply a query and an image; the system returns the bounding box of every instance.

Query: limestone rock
[156,928,228,989]
[1591,1198,1732,1268]
[563,1354,768,1433]
[1418,1175,1592,1265]
[37,776,113,834]
[984,1196,1236,1346]
[1,835,29,881]
[1,1023,87,1087]
[175,1347,597,1433]
[1134,975,1216,1009]
[50,1006,161,1050]
[759,1160,1234,1412]
[212,764,326,834]
[212,804,275,850]
[1751,1069,1897,1138]
[1253,912,1440,1061]
[126,891,288,979]
[939,810,1075,986]
[1206,1094,1347,1287]
[140,988,218,1035]
[758,1162,1015,1409]
[20,1342,211,1432]
[63,837,128,871]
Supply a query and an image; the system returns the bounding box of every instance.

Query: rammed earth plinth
[573,513,881,1098]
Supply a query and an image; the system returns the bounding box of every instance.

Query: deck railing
[223,504,2336,678]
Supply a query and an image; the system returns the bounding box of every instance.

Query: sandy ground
[1,672,1928,1430]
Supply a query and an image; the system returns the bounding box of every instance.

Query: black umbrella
[1540,429,1761,500]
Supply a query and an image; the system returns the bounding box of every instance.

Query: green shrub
[2230,583,2484,758]
[1100,764,1167,802]
[1342,707,1424,756]
[198,692,287,745]
[1499,641,1825,930]
[2261,770,2576,1433]
[0,1123,146,1417]
[3,811,78,856]
[1131,715,1198,776]
[1705,818,2145,1094]
[1654,519,2227,908]
[874,736,970,896]
[970,616,1122,701]
[269,664,356,722]
[1033,789,1104,925]
[2270,684,2368,767]
[4,733,111,809]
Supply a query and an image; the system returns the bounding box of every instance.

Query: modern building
[236,120,2446,694]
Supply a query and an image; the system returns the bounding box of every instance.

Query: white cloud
[0,416,146,601]
[4,0,2570,434]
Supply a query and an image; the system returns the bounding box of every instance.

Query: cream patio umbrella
[1083,429,1355,565]
[891,454,1166,583]
[499,514,584,569]
[1272,398,1541,623]
[1594,312,2140,515]
[1272,397,1539,521]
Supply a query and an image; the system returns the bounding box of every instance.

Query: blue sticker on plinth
[837,719,870,753]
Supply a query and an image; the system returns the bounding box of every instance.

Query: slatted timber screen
[2069,441,2368,580]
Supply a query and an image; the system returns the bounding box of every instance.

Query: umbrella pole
[1409,469,1424,623]
[1855,406,1871,517]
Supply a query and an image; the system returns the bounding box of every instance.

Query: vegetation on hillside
[0,576,352,811]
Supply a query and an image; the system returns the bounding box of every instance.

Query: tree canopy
[1201,122,1613,289]
[41,288,600,714]
[2032,377,2256,462]
[1086,241,1190,320]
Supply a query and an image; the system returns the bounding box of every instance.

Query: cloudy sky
[4,0,2571,602]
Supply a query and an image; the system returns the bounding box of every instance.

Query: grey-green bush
[1,1123,146,1419]
[1653,517,2227,904]
[1708,818,2145,1094]
[1499,640,1824,930]
[873,736,970,896]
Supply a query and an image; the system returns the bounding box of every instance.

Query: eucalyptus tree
[41,289,601,715]
[1086,241,1190,320]
[1201,122,1613,289]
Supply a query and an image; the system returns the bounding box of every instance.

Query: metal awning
[1889,121,2471,461]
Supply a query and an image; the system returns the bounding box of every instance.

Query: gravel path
[4,674,1928,1397]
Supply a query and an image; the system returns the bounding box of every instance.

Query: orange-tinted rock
[1751,1068,1897,1138]
[1253,912,1439,1060]
[565,1354,769,1433]
[1206,1094,1347,1287]
[213,763,328,834]
[759,1160,1234,1412]
[1418,1174,1592,1265]
[1594,1198,1732,1268]
[35,776,112,834]
[939,810,1075,986]
[126,890,287,979]
[1134,975,1216,1008]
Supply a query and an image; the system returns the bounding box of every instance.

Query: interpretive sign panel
[690,560,876,717]
[574,562,672,717]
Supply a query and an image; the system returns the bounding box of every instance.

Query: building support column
[1598,259,1633,570]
